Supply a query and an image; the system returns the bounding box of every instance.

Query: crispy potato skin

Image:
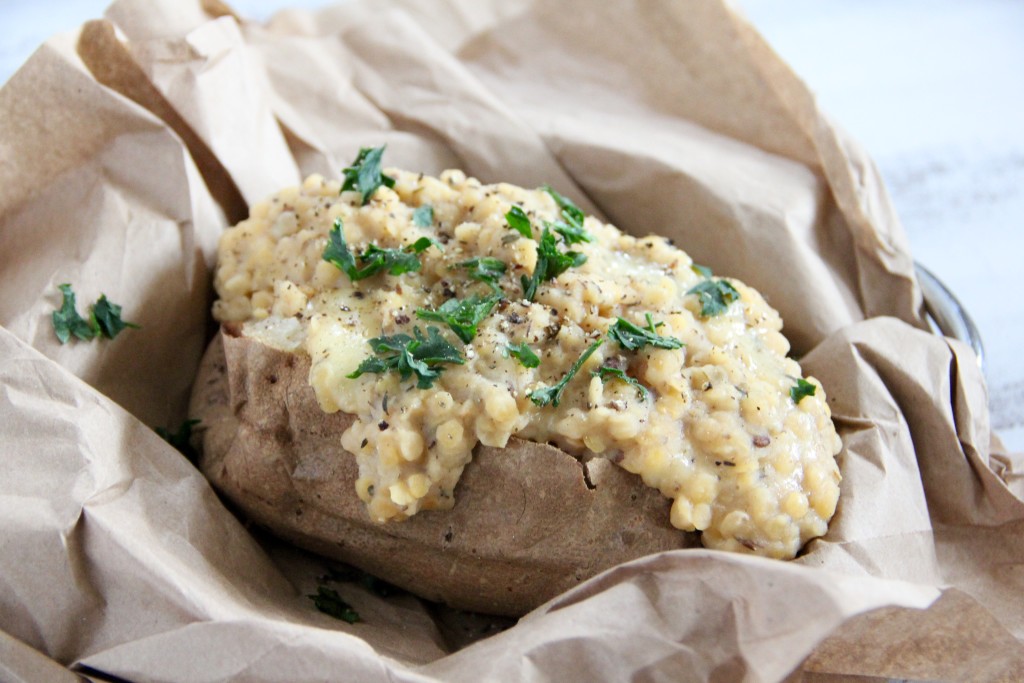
[189,328,696,616]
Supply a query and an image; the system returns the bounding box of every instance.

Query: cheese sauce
[212,168,842,559]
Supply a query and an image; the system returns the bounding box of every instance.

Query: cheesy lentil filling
[212,153,842,560]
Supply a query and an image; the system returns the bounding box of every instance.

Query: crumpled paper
[1,0,1022,680]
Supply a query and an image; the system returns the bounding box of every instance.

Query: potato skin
[189,328,697,616]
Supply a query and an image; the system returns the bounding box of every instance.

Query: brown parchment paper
[1,0,1023,680]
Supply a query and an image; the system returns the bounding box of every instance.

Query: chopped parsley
[52,284,138,344]
[542,185,592,245]
[156,419,200,463]
[608,314,683,351]
[321,565,403,598]
[323,219,439,281]
[348,326,463,389]
[456,257,506,287]
[91,295,140,339]
[505,206,533,239]
[549,220,592,245]
[412,204,434,227]
[308,586,360,624]
[593,365,649,400]
[687,279,740,317]
[529,338,604,407]
[506,342,540,368]
[790,378,817,404]
[543,185,586,232]
[520,226,587,301]
[341,145,395,205]
[416,293,501,344]
[690,263,713,279]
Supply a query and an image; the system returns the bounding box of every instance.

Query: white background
[3,0,1022,451]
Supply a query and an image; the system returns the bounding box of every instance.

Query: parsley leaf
[156,419,200,463]
[52,284,138,344]
[91,294,140,339]
[416,293,500,344]
[456,257,506,287]
[543,185,586,231]
[341,145,395,205]
[520,226,587,301]
[593,365,649,400]
[506,342,540,368]
[412,205,434,227]
[505,206,533,239]
[790,378,817,404]
[608,314,683,351]
[529,338,604,407]
[690,263,713,279]
[687,279,740,317]
[323,219,439,281]
[348,326,464,389]
[308,586,361,624]
[52,284,96,343]
[549,220,593,245]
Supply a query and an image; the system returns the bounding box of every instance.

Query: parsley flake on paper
[52,284,138,344]
[308,586,361,624]
[341,145,395,205]
[156,419,201,463]
[348,326,464,389]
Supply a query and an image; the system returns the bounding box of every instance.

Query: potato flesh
[212,169,841,559]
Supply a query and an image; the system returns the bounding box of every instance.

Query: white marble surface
[3,0,1022,451]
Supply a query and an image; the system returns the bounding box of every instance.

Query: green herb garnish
[321,566,403,598]
[505,206,533,239]
[348,326,463,389]
[91,294,140,339]
[341,145,395,205]
[416,293,501,344]
[520,226,587,301]
[549,220,592,245]
[52,284,138,344]
[506,342,540,368]
[308,586,361,624]
[607,314,683,351]
[412,204,434,227]
[529,338,604,407]
[687,279,740,317]
[543,185,586,231]
[790,378,817,404]
[156,419,201,463]
[456,257,506,287]
[323,219,439,281]
[593,365,649,400]
[52,284,96,343]
[690,263,713,279]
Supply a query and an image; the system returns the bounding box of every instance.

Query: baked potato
[190,324,697,616]
[190,147,841,616]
